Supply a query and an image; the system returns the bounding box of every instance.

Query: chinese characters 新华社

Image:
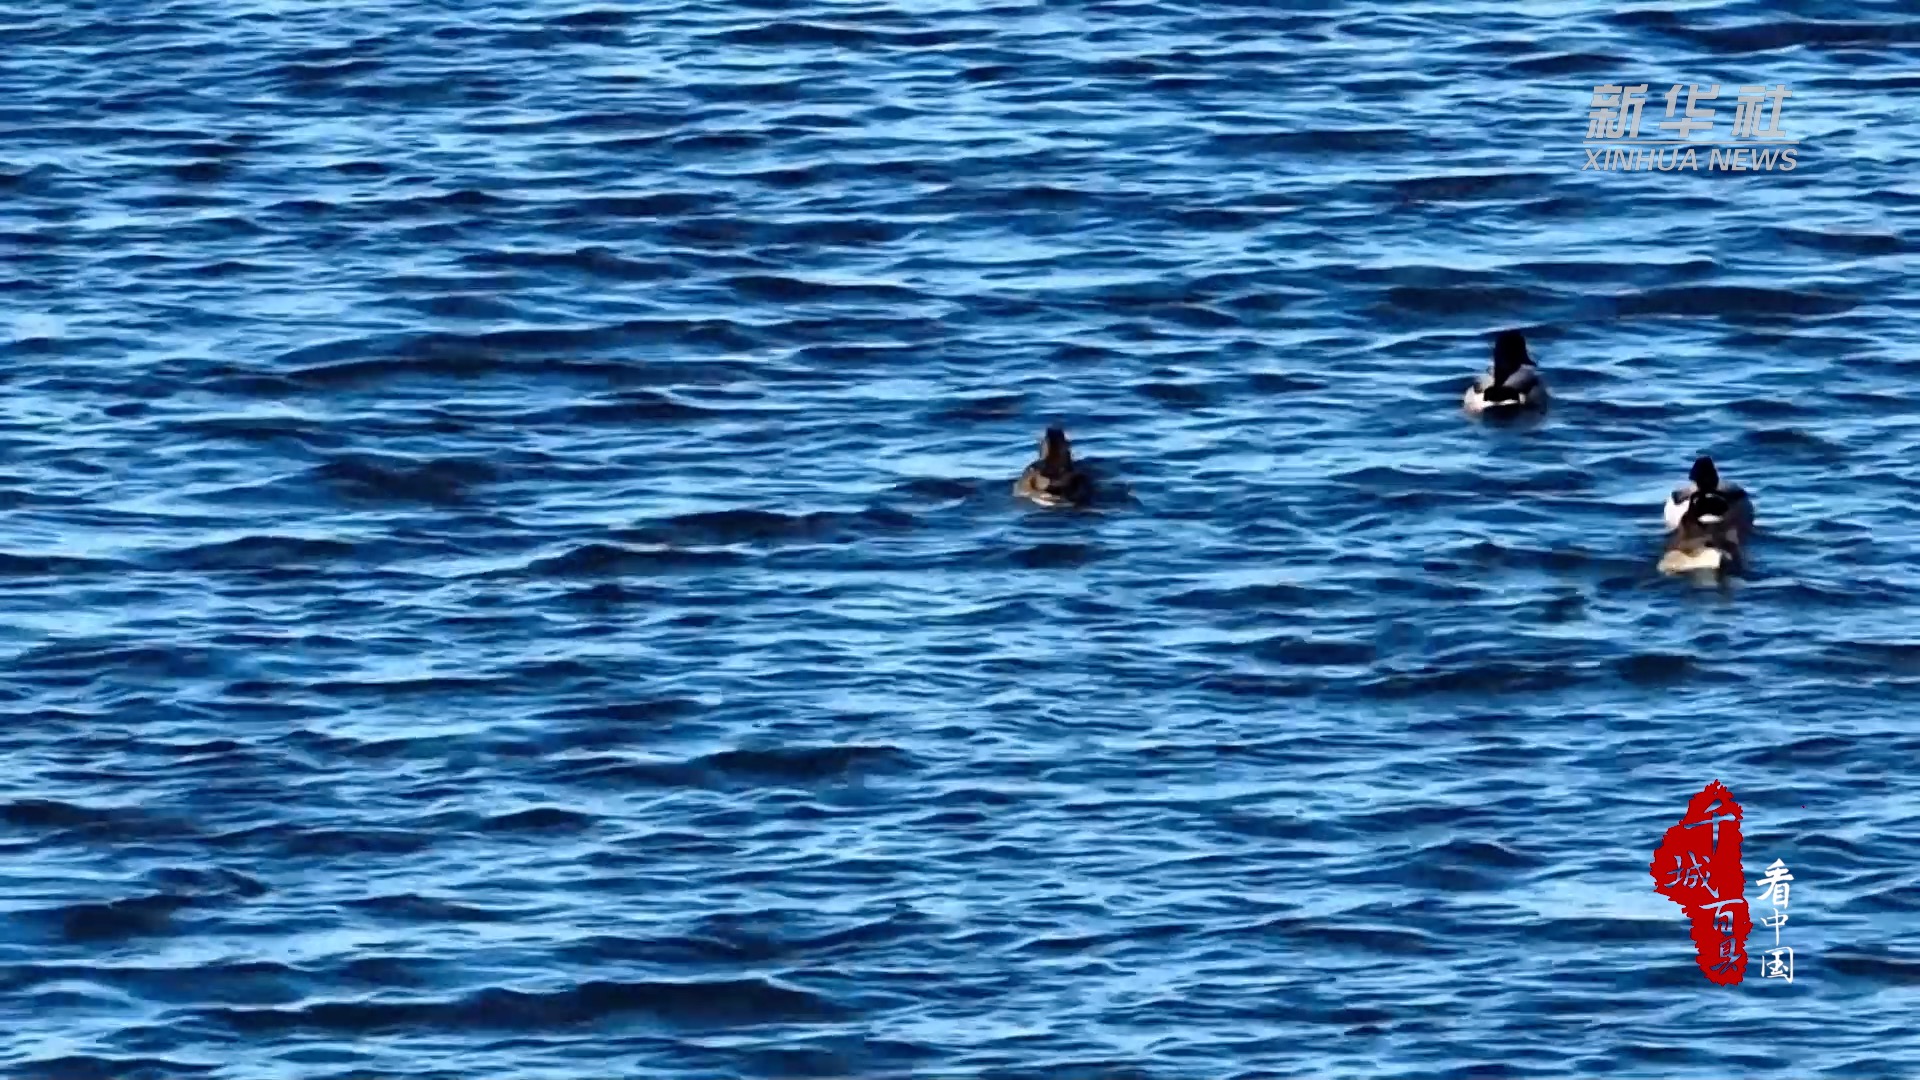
[1587,83,1794,143]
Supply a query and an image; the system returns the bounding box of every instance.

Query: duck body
[1014,465,1091,508]
[1463,329,1548,414]
[1663,456,1753,533]
[1658,490,1745,576]
[1014,426,1094,508]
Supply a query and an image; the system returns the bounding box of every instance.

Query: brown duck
[1013,426,1093,507]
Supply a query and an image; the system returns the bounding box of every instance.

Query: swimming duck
[1462,329,1548,414]
[1658,490,1745,575]
[1663,455,1753,533]
[1014,426,1093,507]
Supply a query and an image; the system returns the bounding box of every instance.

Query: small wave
[665,131,767,154]
[1138,380,1223,406]
[459,246,676,280]
[1161,582,1350,610]
[1002,542,1106,569]
[1385,284,1544,317]
[1671,19,1920,53]
[1769,226,1907,256]
[1269,915,1447,955]
[12,641,224,679]
[201,976,847,1034]
[1386,171,1554,203]
[0,550,125,576]
[152,536,358,572]
[480,806,598,832]
[276,57,384,84]
[1725,397,1801,420]
[33,894,191,942]
[537,698,702,728]
[552,8,634,28]
[145,866,268,898]
[623,506,917,548]
[725,273,921,304]
[338,955,444,986]
[2,799,200,842]
[266,323,760,390]
[1503,51,1627,75]
[1245,372,1327,394]
[1249,635,1377,667]
[348,893,523,923]
[888,476,977,502]
[274,330,598,382]
[714,20,984,48]
[1206,128,1414,156]
[241,826,437,858]
[546,755,707,788]
[694,744,914,785]
[524,390,736,425]
[1733,734,1857,766]
[1612,651,1697,686]
[2,798,137,829]
[641,508,817,545]
[1739,427,1847,457]
[172,417,337,449]
[552,192,721,219]
[523,542,749,577]
[1358,661,1577,699]
[1826,952,1920,983]
[12,1056,216,1079]
[927,392,1026,421]
[313,454,496,506]
[1823,640,1920,674]
[1328,839,1536,892]
[1614,285,1857,319]
[310,675,505,697]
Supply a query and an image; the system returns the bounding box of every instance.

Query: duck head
[1491,330,1531,384]
[1690,455,1720,494]
[1038,426,1074,474]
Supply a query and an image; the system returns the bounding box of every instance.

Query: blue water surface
[4,0,1920,1077]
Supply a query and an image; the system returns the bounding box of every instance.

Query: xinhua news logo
[1585,83,1800,173]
